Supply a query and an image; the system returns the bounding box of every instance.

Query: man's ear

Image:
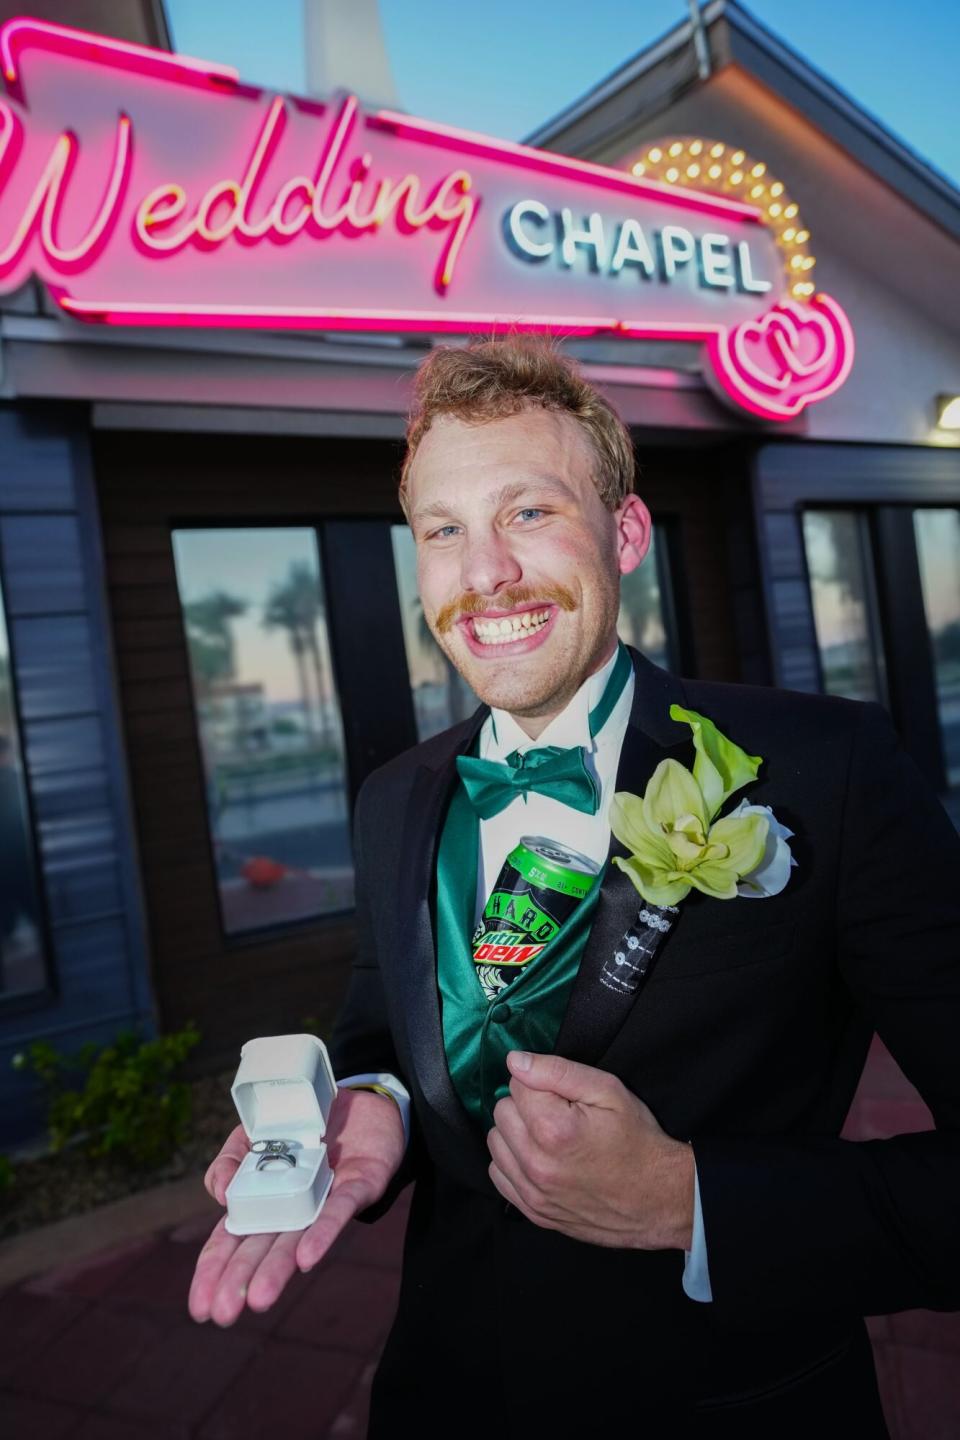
[615,495,653,576]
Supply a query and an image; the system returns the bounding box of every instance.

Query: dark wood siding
[0,405,153,1148]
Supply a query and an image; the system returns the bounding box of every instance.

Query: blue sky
[165,0,960,189]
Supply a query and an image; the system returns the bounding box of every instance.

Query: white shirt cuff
[682,1163,713,1303]
[337,1071,411,1147]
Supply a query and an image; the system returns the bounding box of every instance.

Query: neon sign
[0,17,853,421]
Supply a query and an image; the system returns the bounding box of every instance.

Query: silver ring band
[255,1152,296,1170]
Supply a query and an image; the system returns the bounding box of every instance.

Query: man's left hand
[487,1050,694,1251]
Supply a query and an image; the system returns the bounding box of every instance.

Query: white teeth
[472,609,552,644]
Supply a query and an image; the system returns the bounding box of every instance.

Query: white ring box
[225,1034,337,1235]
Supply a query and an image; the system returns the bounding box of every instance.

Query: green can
[472,835,601,1002]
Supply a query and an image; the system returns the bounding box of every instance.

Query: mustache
[434,583,577,634]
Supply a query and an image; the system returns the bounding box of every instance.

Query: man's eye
[516,508,545,523]
[430,525,461,540]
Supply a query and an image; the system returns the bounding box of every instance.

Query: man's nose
[459,528,522,597]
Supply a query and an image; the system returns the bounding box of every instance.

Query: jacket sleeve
[692,700,960,1315]
[329,775,422,1219]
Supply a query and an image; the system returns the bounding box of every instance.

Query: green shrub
[0,1154,13,1192]
[11,1024,201,1169]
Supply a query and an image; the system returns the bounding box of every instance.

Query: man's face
[406,406,651,723]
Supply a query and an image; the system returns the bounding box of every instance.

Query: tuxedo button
[491,1002,511,1022]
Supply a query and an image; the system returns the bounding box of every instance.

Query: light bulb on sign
[616,134,817,306]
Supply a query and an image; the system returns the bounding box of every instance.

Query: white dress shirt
[341,644,711,1301]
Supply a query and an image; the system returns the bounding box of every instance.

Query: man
[190,339,960,1437]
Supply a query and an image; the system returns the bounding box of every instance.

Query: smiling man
[409,405,642,725]
[191,338,960,1438]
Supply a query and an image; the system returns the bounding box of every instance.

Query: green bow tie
[456,642,633,821]
[457,744,600,820]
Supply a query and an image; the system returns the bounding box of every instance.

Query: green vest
[436,771,605,1129]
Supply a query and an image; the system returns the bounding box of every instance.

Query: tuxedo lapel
[555,648,691,1063]
[396,707,487,1152]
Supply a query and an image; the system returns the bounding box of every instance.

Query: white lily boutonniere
[609,703,797,906]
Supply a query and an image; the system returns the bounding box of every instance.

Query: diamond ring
[251,1139,297,1170]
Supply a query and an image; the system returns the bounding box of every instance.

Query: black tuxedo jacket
[331,646,960,1433]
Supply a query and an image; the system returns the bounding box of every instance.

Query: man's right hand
[187,1087,405,1326]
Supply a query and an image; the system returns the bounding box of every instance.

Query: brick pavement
[0,1192,407,1440]
[0,1038,956,1439]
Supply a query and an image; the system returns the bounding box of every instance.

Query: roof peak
[523,0,960,241]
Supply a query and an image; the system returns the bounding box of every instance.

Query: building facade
[1,1,958,1145]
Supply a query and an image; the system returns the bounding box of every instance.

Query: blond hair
[399,336,635,513]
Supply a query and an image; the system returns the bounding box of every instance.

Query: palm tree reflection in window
[263,562,334,751]
[174,529,353,933]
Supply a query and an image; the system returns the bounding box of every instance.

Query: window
[0,572,48,1000]
[391,522,677,744]
[616,527,676,671]
[914,508,960,791]
[802,510,887,704]
[172,528,353,935]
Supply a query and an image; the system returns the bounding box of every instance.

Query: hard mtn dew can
[472,836,601,1002]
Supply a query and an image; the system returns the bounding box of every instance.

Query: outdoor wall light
[936,395,960,429]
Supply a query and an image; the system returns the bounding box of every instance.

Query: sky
[164,0,960,190]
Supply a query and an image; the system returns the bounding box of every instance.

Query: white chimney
[303,0,400,108]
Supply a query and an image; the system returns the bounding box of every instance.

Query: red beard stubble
[433,582,578,635]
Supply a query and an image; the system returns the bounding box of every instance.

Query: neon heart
[704,294,855,421]
[732,303,832,393]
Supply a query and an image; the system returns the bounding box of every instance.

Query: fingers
[488,1158,555,1231]
[237,1231,302,1317]
[506,1076,574,1138]
[490,1089,564,1162]
[487,1123,530,1202]
[189,1217,302,1326]
[491,1089,575,1178]
[506,1051,620,1107]
[187,1215,245,1322]
[203,1123,250,1206]
[487,1118,562,1224]
[214,1226,302,1324]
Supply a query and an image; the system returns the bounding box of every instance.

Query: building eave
[524,0,960,244]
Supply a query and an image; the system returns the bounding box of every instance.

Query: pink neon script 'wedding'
[0,17,854,420]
